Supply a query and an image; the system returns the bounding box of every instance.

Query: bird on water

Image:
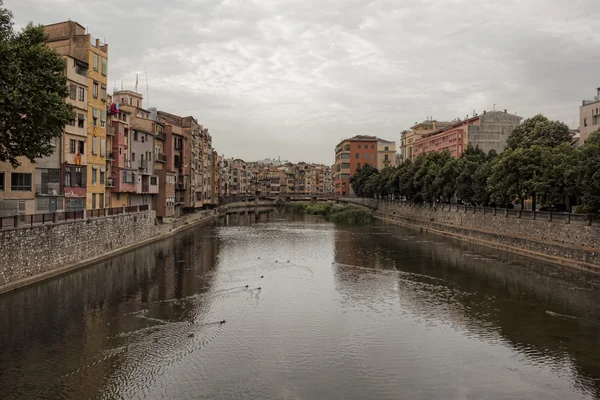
[220,320,226,324]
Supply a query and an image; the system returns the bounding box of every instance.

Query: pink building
[412,110,521,159]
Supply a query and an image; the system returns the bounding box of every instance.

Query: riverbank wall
[0,201,276,294]
[362,200,600,273]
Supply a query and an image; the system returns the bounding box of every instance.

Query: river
[1,211,600,399]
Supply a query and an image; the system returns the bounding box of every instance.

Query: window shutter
[100,138,105,156]
[92,137,98,155]
[100,110,106,124]
[70,84,77,99]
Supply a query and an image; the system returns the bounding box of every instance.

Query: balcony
[107,126,116,136]
[156,153,167,163]
[106,177,114,188]
[106,152,114,161]
[156,132,166,141]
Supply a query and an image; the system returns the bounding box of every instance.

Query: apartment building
[412,110,522,159]
[400,119,454,162]
[43,21,109,210]
[377,139,397,170]
[580,86,600,144]
[334,135,378,197]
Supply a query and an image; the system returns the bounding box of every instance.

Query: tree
[455,144,487,204]
[349,165,378,197]
[576,130,600,218]
[506,114,571,151]
[0,1,74,166]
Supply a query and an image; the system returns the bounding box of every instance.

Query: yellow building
[377,139,397,170]
[86,38,109,209]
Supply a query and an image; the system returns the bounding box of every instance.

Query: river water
[1,211,600,399]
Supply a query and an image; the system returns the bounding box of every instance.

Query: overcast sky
[7,0,600,164]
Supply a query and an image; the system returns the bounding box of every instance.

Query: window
[384,154,389,162]
[116,193,120,201]
[69,84,77,100]
[356,153,360,159]
[371,145,375,149]
[129,97,132,105]
[92,193,97,209]
[341,153,350,159]
[11,173,32,191]
[137,99,140,108]
[101,57,107,76]
[93,81,98,98]
[132,152,136,162]
[100,138,106,157]
[93,53,99,72]
[585,118,588,127]
[92,137,98,155]
[100,110,106,128]
[79,87,85,101]
[151,176,157,185]
[141,134,145,143]
[92,108,98,127]
[122,114,127,122]
[134,131,138,141]
[101,84,106,100]
[92,167,97,185]
[78,113,85,128]
[75,167,84,187]
[99,193,104,208]
[124,127,128,137]
[78,140,85,154]
[364,153,368,159]
[64,167,71,187]
[100,167,105,184]
[0,172,4,191]
[75,60,87,76]
[357,163,361,168]
[358,144,361,149]
[384,146,389,151]
[68,139,75,153]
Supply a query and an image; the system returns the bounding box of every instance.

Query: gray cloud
[7,0,600,163]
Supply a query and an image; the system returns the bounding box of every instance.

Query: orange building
[334,135,379,197]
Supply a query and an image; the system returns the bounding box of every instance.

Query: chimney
[504,109,507,113]
[483,110,486,114]
[95,38,100,47]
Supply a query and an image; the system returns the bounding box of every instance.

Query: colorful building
[412,110,522,159]
[334,135,383,197]
[400,119,453,162]
[377,139,397,170]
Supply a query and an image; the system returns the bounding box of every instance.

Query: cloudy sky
[7,0,600,164]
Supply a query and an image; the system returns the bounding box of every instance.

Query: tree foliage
[506,114,571,150]
[0,1,74,166]
[349,164,378,197]
[576,130,600,219]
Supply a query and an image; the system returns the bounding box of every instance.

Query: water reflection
[0,213,599,399]
[333,222,600,398]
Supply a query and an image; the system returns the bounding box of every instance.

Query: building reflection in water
[332,222,600,399]
[0,221,220,399]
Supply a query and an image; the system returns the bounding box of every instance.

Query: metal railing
[0,204,151,230]
[376,198,593,225]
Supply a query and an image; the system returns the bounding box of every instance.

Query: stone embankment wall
[374,202,600,272]
[0,211,157,287]
[0,203,277,292]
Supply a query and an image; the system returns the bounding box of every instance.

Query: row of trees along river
[350,115,600,218]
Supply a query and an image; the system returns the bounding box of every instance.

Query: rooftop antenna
[145,67,150,108]
[493,104,496,111]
